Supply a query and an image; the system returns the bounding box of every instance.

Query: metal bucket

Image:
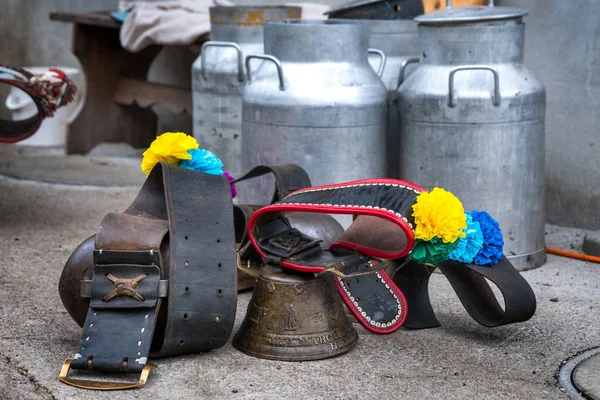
[397,1,546,270]
[191,6,301,178]
[240,20,389,205]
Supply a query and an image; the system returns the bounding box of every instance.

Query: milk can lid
[415,4,527,24]
[326,0,424,20]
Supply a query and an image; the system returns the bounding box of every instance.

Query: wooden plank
[50,11,120,29]
[66,24,160,154]
[113,78,192,115]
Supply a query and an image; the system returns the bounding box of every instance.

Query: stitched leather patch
[90,265,160,309]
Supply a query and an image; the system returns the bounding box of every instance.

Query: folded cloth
[118,0,330,53]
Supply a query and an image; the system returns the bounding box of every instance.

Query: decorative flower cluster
[140,132,236,198]
[410,188,504,266]
[28,68,77,117]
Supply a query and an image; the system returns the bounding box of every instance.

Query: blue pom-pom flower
[470,210,504,266]
[448,213,484,264]
[180,148,223,175]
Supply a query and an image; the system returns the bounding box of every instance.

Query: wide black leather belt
[59,162,236,390]
[247,179,427,334]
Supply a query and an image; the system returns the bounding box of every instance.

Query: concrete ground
[0,145,598,399]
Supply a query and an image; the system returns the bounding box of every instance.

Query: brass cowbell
[233,264,358,361]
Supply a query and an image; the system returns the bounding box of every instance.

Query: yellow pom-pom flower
[141,132,199,176]
[412,187,467,243]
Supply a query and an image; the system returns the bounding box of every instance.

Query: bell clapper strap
[247,179,425,334]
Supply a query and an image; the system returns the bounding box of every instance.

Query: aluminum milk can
[326,1,421,177]
[191,6,301,178]
[366,21,419,178]
[397,2,546,270]
[240,20,389,205]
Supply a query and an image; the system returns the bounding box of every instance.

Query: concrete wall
[497,0,600,229]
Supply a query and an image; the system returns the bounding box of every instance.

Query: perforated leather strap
[69,162,236,375]
[247,179,426,334]
[151,165,236,357]
[394,257,537,329]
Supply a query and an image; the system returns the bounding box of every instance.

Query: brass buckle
[59,359,156,390]
[316,259,387,279]
[236,243,262,278]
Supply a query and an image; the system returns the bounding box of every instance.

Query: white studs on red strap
[337,271,403,329]
[289,182,422,196]
[281,182,419,233]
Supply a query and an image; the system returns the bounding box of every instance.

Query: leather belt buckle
[59,359,156,391]
[62,250,164,389]
[236,244,262,279]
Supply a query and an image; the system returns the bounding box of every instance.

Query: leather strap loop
[232,164,311,203]
[394,257,536,329]
[437,257,536,327]
[81,279,169,298]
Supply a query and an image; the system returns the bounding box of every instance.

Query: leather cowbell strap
[0,67,44,142]
[232,164,312,273]
[343,215,537,329]
[0,65,76,143]
[247,179,426,334]
[394,257,537,329]
[63,162,236,384]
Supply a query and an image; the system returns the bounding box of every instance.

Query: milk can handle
[448,65,500,107]
[201,41,245,82]
[396,57,420,90]
[367,48,386,77]
[245,54,286,91]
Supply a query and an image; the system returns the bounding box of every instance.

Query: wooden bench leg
[67,23,162,154]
